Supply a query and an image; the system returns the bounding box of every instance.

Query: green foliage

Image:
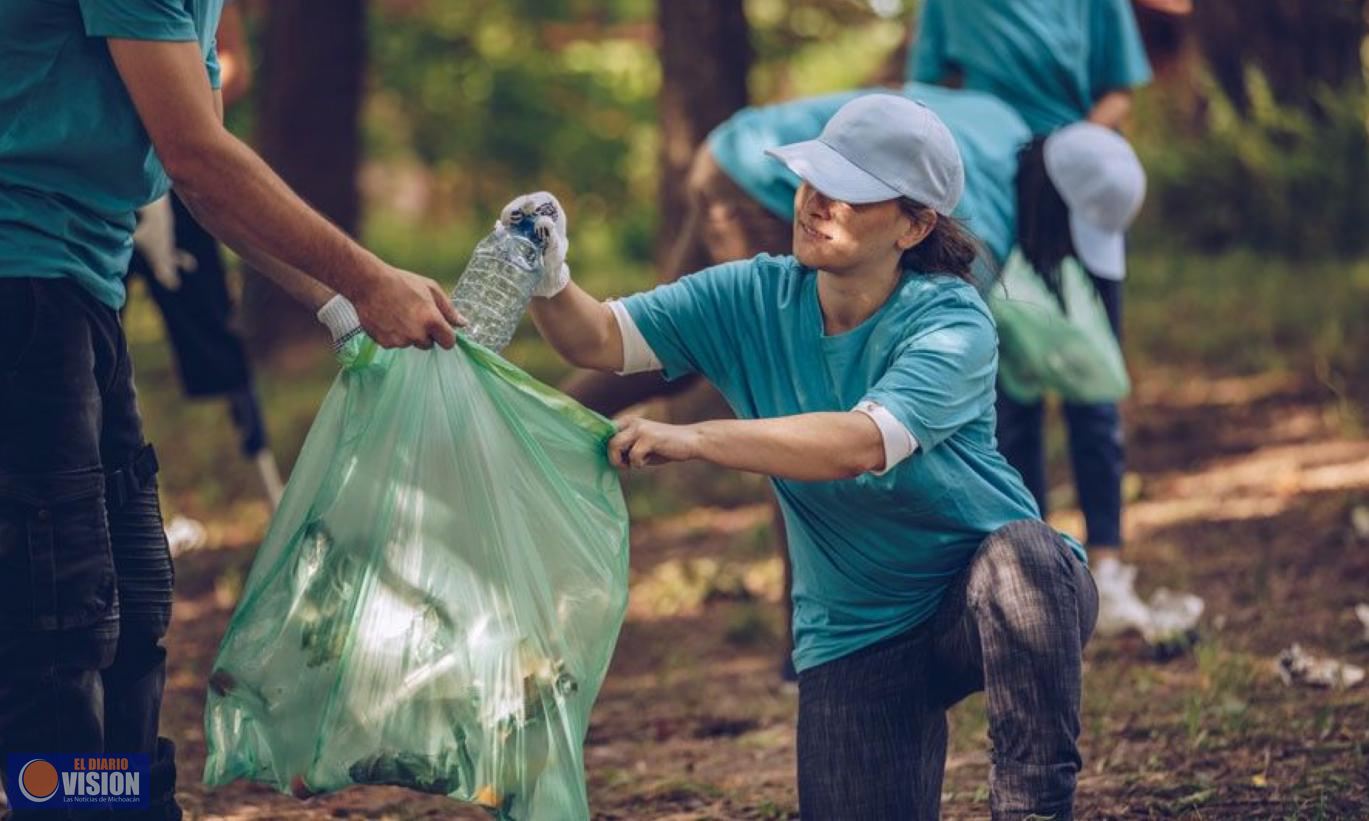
[1135,70,1369,258]
[361,0,909,266]
[1124,248,1369,410]
[746,0,909,100]
[366,0,660,260]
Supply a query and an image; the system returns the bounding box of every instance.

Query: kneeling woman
[520,95,1097,820]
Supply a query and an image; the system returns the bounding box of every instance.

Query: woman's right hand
[608,417,702,469]
[499,191,571,298]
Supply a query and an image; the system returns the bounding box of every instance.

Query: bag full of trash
[202,331,630,820]
[990,249,1130,404]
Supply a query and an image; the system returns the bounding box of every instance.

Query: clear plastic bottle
[450,223,543,353]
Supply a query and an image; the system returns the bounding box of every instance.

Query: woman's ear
[897,209,936,251]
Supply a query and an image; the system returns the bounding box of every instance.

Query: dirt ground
[160,368,1369,820]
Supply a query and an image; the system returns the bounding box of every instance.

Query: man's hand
[608,417,701,469]
[354,266,465,350]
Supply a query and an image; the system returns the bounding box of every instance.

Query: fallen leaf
[1177,788,1215,808]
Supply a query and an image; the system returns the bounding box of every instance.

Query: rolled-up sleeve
[79,0,198,41]
[853,401,919,475]
[619,260,753,389]
[609,300,663,375]
[206,36,221,89]
[861,297,998,452]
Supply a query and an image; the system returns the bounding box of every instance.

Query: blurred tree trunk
[655,0,751,272]
[1192,0,1366,114]
[242,0,366,357]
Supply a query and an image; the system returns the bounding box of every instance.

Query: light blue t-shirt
[0,0,224,309]
[623,255,1081,672]
[708,83,1031,266]
[910,0,1152,135]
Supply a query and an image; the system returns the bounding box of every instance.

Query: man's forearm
[528,282,623,371]
[230,242,336,312]
[109,36,460,350]
[692,413,885,482]
[175,193,334,311]
[166,130,382,304]
[190,81,331,312]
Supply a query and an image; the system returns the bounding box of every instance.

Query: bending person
[1009,123,1153,636]
[527,96,1097,819]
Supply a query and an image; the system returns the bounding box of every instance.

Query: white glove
[132,195,197,291]
[498,191,570,298]
[316,294,362,348]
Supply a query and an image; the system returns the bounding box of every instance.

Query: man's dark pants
[0,278,180,819]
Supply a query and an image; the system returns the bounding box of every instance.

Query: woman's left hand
[608,417,702,469]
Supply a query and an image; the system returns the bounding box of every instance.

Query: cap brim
[1070,212,1126,280]
[766,140,901,204]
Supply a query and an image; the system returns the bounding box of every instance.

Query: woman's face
[791,181,930,273]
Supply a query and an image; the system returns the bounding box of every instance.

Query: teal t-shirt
[0,0,224,309]
[708,83,1031,266]
[909,0,1152,135]
[622,255,1081,672]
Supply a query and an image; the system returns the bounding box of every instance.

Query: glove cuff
[317,295,362,348]
[533,263,571,299]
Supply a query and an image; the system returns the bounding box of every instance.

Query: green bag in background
[203,333,630,820]
[989,249,1131,404]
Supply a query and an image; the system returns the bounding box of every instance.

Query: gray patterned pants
[797,519,1099,820]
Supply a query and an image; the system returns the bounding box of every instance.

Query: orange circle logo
[18,758,59,802]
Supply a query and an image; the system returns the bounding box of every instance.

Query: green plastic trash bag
[989,249,1131,404]
[203,333,630,820]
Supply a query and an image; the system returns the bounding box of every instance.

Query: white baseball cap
[1044,123,1146,281]
[766,94,965,215]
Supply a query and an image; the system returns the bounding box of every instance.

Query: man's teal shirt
[0,0,224,309]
